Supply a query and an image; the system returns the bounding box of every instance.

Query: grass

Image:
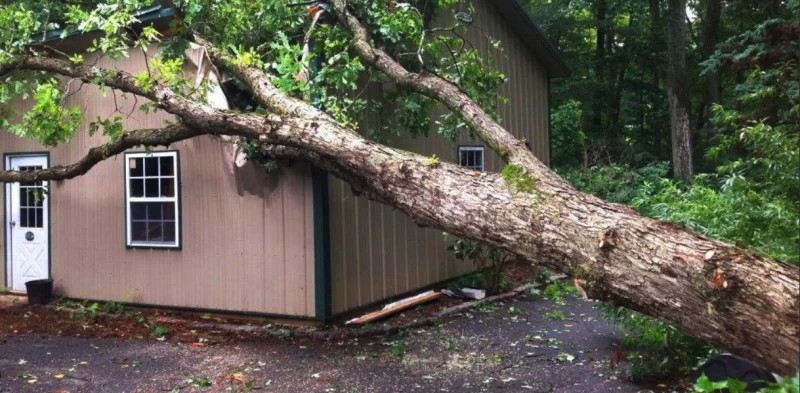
[442,338,459,351]
[545,310,566,320]
[150,324,169,339]
[474,301,500,313]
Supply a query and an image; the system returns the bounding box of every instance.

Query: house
[0,0,568,321]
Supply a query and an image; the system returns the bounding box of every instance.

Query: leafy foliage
[634,177,799,265]
[693,373,799,393]
[0,0,509,155]
[602,305,714,383]
[8,79,82,146]
[447,238,513,295]
[558,162,669,204]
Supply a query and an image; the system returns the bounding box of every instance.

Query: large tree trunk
[1,9,797,375]
[666,0,694,181]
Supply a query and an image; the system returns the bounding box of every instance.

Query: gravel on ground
[0,294,656,393]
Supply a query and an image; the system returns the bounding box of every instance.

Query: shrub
[602,305,714,383]
[557,162,669,204]
[447,238,514,295]
[633,177,799,265]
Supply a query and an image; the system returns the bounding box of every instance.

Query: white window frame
[457,145,486,171]
[124,151,181,249]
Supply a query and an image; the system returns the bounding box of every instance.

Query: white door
[5,155,50,292]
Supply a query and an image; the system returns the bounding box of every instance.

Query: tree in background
[528,0,799,381]
[665,0,694,181]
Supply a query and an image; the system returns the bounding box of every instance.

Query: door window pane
[17,165,45,228]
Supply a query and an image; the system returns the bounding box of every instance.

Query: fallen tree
[0,0,796,374]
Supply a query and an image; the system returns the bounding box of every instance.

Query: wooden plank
[344,290,443,325]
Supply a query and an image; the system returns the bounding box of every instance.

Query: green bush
[633,177,799,265]
[602,305,714,383]
[557,162,669,204]
[447,238,513,295]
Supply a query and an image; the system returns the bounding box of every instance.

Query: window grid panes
[458,146,485,171]
[126,152,179,247]
[18,165,45,228]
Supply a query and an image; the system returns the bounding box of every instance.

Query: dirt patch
[0,296,266,345]
[0,261,543,345]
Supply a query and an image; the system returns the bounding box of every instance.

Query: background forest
[521,0,798,383]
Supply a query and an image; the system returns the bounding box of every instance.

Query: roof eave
[38,5,175,44]
[492,0,571,78]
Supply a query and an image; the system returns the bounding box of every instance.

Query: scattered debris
[345,290,443,325]
[442,287,486,300]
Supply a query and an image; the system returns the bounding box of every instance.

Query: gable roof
[493,0,570,78]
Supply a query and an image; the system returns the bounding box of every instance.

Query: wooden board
[345,290,443,325]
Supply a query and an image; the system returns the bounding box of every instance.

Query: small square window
[458,146,485,171]
[125,151,180,248]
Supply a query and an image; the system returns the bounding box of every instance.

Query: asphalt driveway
[0,295,652,392]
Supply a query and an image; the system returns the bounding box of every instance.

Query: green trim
[493,0,571,78]
[308,35,332,322]
[312,166,332,321]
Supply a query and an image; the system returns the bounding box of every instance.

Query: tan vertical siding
[329,0,552,314]
[1,50,316,316]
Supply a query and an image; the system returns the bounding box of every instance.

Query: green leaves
[89,116,125,141]
[265,32,304,94]
[692,373,800,393]
[9,79,81,147]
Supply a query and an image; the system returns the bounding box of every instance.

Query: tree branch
[0,124,201,183]
[329,1,543,172]
[192,35,326,121]
[1,54,227,130]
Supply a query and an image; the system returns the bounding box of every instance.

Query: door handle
[9,221,15,227]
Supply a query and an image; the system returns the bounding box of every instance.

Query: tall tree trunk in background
[665,0,694,181]
[697,0,722,131]
[608,12,632,147]
[590,0,608,161]
[650,0,665,160]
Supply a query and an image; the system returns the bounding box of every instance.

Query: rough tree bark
[0,5,797,374]
[666,0,695,181]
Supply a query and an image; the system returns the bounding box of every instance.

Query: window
[125,151,180,248]
[18,166,45,228]
[458,145,485,171]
